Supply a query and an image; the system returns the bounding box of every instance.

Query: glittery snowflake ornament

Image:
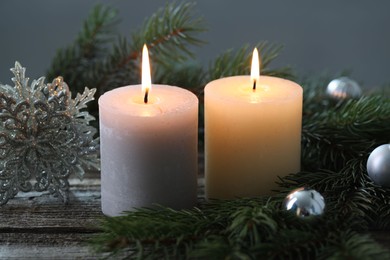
[0,62,100,205]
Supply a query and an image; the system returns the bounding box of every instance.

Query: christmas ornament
[0,62,100,205]
[367,144,390,187]
[283,187,325,217]
[326,77,362,100]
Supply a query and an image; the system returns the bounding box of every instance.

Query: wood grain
[0,171,389,259]
[0,172,103,259]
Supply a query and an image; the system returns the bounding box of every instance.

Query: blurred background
[0,0,389,89]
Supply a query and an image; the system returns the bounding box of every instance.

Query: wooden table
[1,171,389,259]
[0,172,103,259]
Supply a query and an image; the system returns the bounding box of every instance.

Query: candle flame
[142,44,152,103]
[251,48,260,90]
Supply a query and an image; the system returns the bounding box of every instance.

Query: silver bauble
[326,77,362,100]
[367,144,390,187]
[283,187,325,217]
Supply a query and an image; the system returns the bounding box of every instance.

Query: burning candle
[99,45,198,216]
[204,48,303,199]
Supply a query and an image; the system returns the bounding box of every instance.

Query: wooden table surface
[1,170,389,259]
[0,172,103,259]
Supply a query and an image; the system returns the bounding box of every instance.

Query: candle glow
[250,48,260,90]
[142,44,152,103]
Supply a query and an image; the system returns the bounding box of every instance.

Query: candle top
[99,85,198,117]
[205,75,302,104]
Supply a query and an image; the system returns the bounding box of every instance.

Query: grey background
[1,0,389,89]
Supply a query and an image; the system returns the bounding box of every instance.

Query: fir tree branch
[317,230,390,259]
[46,4,119,94]
[47,2,292,120]
[46,2,206,121]
[301,93,390,172]
[154,61,206,91]
[90,81,390,258]
[91,198,390,259]
[131,2,206,65]
[208,42,294,81]
[93,1,206,94]
[77,4,119,57]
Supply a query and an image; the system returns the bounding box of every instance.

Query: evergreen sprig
[90,87,390,258]
[46,2,292,118]
[47,4,119,95]
[302,95,390,172]
[131,2,206,67]
[92,2,207,96]
[280,87,390,231]
[209,42,293,81]
[92,197,390,259]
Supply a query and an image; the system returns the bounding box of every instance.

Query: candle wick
[253,80,257,91]
[144,88,149,104]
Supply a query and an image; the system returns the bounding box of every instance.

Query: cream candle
[204,48,303,199]
[99,45,198,216]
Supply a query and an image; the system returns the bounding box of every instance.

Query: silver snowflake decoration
[0,62,100,205]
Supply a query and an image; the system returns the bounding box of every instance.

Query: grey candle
[98,46,198,216]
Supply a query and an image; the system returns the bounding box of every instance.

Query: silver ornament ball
[326,77,362,100]
[283,187,325,217]
[367,144,390,187]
